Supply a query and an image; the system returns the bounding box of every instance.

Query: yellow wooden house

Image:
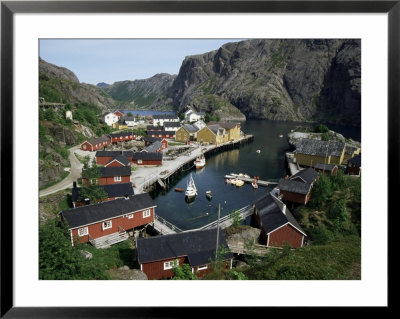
[197,125,226,145]
[175,124,200,143]
[343,145,361,162]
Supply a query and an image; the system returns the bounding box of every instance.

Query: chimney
[73,181,77,189]
[84,198,90,205]
[125,193,129,200]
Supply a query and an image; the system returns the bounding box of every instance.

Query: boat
[185,174,197,199]
[235,179,245,187]
[256,150,261,154]
[279,134,283,138]
[175,188,184,192]
[230,173,250,179]
[194,154,206,169]
[205,190,212,200]
[251,180,258,189]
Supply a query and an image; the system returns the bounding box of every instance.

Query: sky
[39,39,245,85]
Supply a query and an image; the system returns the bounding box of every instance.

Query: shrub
[314,124,329,133]
[309,224,335,245]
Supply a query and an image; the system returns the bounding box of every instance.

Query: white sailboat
[185,174,198,199]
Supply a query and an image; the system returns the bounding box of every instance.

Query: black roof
[132,152,163,161]
[348,154,361,167]
[315,163,337,171]
[152,114,178,120]
[71,182,134,202]
[61,193,155,229]
[163,121,181,127]
[96,150,134,158]
[146,125,164,131]
[345,145,359,155]
[136,228,233,266]
[86,136,110,145]
[254,193,306,236]
[290,167,318,184]
[106,155,130,166]
[144,141,163,153]
[278,178,311,195]
[99,166,131,177]
[147,130,176,136]
[144,136,163,143]
[295,138,345,157]
[108,132,135,138]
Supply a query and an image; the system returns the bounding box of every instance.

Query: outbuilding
[253,193,307,248]
[80,136,111,152]
[96,150,134,165]
[132,152,163,166]
[136,228,233,280]
[147,130,176,139]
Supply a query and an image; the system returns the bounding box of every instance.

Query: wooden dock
[285,152,301,176]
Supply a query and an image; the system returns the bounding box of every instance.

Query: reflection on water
[150,120,361,230]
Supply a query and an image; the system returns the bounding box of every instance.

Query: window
[138,159,142,164]
[163,259,179,270]
[198,265,208,271]
[114,176,122,182]
[77,227,88,237]
[127,214,134,219]
[143,209,151,218]
[120,136,123,140]
[83,145,87,149]
[102,220,112,230]
[159,135,162,137]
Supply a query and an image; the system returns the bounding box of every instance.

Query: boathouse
[136,228,233,280]
[104,155,131,167]
[71,182,135,208]
[108,132,136,143]
[60,193,156,247]
[132,152,163,166]
[252,193,307,248]
[80,136,111,152]
[277,167,319,205]
[144,137,168,149]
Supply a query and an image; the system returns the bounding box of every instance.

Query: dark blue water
[150,120,361,231]
[121,110,175,116]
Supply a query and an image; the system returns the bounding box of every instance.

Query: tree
[78,185,108,203]
[127,112,133,117]
[172,264,197,280]
[310,173,332,209]
[39,219,108,279]
[209,245,231,272]
[230,210,243,227]
[314,124,329,133]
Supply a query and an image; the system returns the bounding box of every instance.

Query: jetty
[224,175,279,187]
[285,152,301,176]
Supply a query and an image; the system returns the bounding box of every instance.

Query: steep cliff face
[39,58,116,110]
[168,39,361,126]
[103,73,176,109]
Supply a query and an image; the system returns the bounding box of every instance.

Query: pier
[285,152,301,176]
[224,175,279,187]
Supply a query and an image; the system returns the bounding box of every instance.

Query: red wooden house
[104,155,130,167]
[108,132,136,144]
[147,130,175,140]
[60,193,156,248]
[96,151,134,165]
[252,193,307,248]
[132,152,163,166]
[277,167,319,205]
[346,154,361,176]
[82,166,131,185]
[143,140,164,153]
[144,137,168,149]
[80,136,110,152]
[71,182,135,208]
[136,228,233,280]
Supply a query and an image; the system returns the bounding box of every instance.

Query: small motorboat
[205,190,212,200]
[175,188,184,192]
[279,134,283,138]
[235,179,245,187]
[252,180,258,189]
[194,154,206,169]
[230,173,250,179]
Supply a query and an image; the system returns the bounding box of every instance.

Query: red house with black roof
[80,136,111,152]
[96,150,134,165]
[132,152,163,166]
[253,193,307,248]
[147,130,175,139]
[60,193,156,248]
[108,132,136,143]
[277,167,319,205]
[82,166,131,185]
[71,182,135,208]
[136,228,233,280]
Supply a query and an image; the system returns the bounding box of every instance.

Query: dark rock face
[168,39,361,126]
[44,121,78,146]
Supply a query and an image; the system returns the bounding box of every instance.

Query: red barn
[80,136,110,152]
[277,167,319,205]
[132,152,163,166]
[71,182,135,208]
[147,130,175,139]
[108,132,136,143]
[136,228,233,280]
[60,193,156,248]
[253,193,307,248]
[96,151,134,165]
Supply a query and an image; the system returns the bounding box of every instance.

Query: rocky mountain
[168,39,361,126]
[96,82,110,88]
[103,73,176,109]
[39,58,117,110]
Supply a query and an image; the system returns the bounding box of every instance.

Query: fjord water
[150,120,361,231]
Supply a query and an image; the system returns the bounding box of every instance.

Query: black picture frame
[1,0,394,317]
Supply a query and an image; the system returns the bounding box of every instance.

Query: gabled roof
[136,228,233,266]
[61,193,155,229]
[144,137,163,143]
[163,121,181,128]
[147,130,176,136]
[96,150,134,158]
[182,124,200,133]
[217,122,238,130]
[144,140,163,153]
[71,182,134,202]
[345,145,359,155]
[348,154,361,167]
[98,166,131,177]
[295,138,345,157]
[146,125,164,131]
[207,124,226,135]
[254,193,307,236]
[105,155,130,167]
[278,178,311,195]
[84,136,110,146]
[132,152,163,161]
[108,132,135,138]
[290,167,318,184]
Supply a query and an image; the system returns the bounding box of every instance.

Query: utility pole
[216,203,220,260]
